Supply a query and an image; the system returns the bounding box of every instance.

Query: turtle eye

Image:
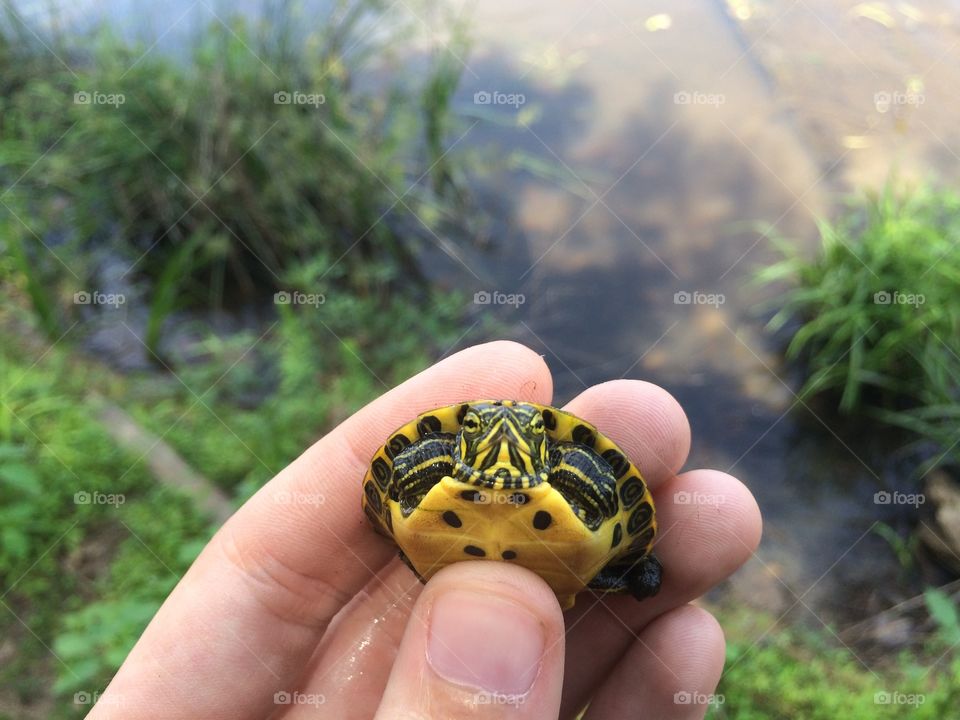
[463,414,481,433]
[531,417,545,434]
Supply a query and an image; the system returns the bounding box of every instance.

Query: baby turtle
[362,400,661,609]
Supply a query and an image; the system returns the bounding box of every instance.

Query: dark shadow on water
[422,47,936,625]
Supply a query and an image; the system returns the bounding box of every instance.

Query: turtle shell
[362,400,658,608]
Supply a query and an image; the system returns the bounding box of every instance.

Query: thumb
[374,560,566,719]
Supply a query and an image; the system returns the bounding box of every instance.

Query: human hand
[89,341,761,719]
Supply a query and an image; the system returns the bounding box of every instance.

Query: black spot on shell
[385,433,411,460]
[508,493,529,505]
[371,458,391,490]
[442,510,462,528]
[460,489,483,503]
[384,508,394,533]
[533,510,553,530]
[611,523,623,548]
[464,545,486,557]
[456,404,470,423]
[541,409,558,431]
[602,448,631,479]
[619,477,645,509]
[417,415,442,437]
[364,481,382,514]
[627,502,654,535]
[502,550,517,560]
[572,424,596,448]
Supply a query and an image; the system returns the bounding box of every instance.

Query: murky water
[428,0,960,624]
[39,0,960,625]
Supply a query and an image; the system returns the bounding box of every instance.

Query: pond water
[39,0,960,628]
[428,0,960,627]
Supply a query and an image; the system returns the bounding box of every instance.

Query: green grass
[0,281,462,716]
[710,606,960,719]
[755,182,960,468]
[0,325,210,715]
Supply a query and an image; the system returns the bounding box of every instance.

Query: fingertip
[719,470,761,548]
[374,561,565,719]
[425,559,565,630]
[635,604,726,715]
[664,604,726,678]
[453,340,554,403]
[583,604,727,720]
[704,469,762,554]
[657,469,762,573]
[423,561,567,686]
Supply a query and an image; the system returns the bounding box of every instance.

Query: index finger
[90,341,553,720]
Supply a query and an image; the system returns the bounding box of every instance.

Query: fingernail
[427,589,545,695]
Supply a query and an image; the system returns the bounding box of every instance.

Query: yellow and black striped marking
[361,400,660,609]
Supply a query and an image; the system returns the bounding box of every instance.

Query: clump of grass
[0,1,468,355]
[756,182,960,467]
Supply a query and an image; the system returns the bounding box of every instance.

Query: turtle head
[453,401,549,489]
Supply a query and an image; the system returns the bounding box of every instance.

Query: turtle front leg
[546,443,619,530]
[392,433,457,515]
